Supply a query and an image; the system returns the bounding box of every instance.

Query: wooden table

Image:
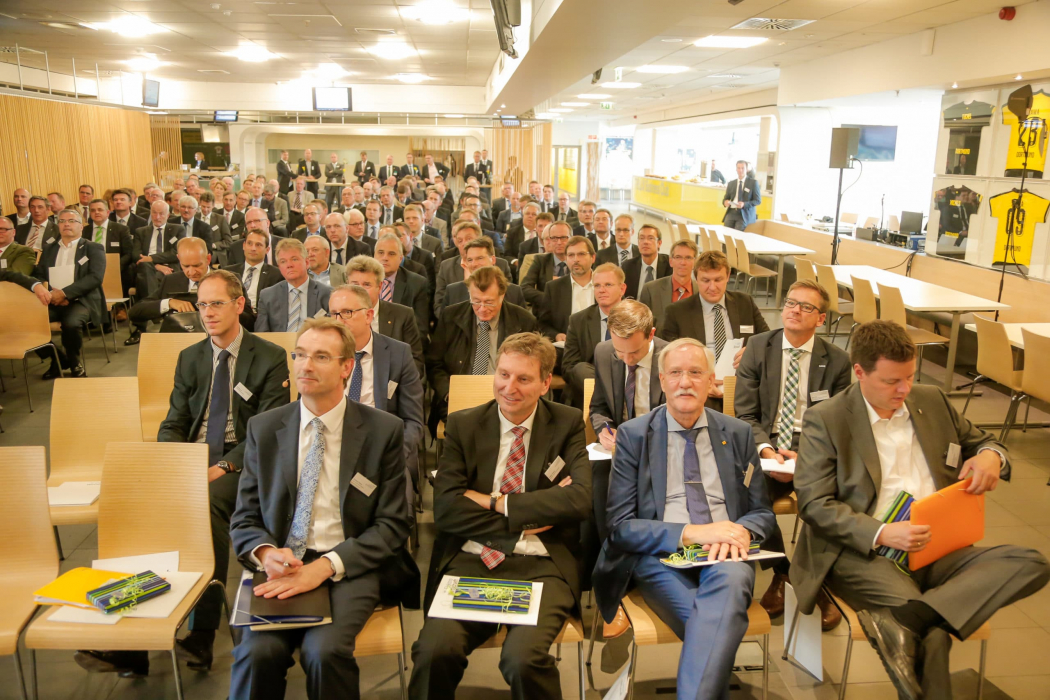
[687,224,814,308]
[832,265,1009,393]
[963,322,1050,349]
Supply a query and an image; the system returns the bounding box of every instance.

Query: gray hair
[57,207,83,225]
[178,195,198,210]
[345,254,384,285]
[305,235,331,252]
[658,337,715,374]
[263,183,276,195]
[376,232,404,256]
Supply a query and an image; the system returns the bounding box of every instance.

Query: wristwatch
[217,461,241,474]
[490,491,502,511]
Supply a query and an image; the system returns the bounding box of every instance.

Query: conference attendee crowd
[2,150,1047,700]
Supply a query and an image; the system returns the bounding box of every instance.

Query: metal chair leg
[29,649,36,700]
[13,647,28,700]
[397,650,408,700]
[586,610,600,665]
[577,642,585,700]
[398,605,408,700]
[977,639,987,700]
[1023,394,1032,433]
[961,375,984,415]
[53,526,64,561]
[791,515,802,544]
[999,393,1022,444]
[762,633,769,700]
[171,647,186,700]
[782,607,802,661]
[839,636,853,700]
[21,358,32,413]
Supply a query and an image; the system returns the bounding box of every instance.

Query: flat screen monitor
[142,79,160,108]
[500,117,521,127]
[844,124,898,161]
[214,110,238,122]
[313,87,351,111]
[900,211,923,235]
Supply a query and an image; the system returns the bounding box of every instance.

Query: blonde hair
[498,332,556,380]
[607,300,653,339]
[297,318,356,386]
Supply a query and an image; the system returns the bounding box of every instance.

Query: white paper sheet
[45,572,202,623]
[761,458,796,475]
[93,551,180,574]
[552,340,565,349]
[47,481,101,506]
[427,575,543,626]
[714,338,743,380]
[784,583,823,680]
[586,442,613,461]
[48,606,123,625]
[604,663,631,700]
[49,265,75,291]
[661,550,785,568]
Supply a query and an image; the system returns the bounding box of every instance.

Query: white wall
[775,90,943,226]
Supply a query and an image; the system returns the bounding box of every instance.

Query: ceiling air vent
[198,69,231,74]
[355,27,397,35]
[731,18,814,31]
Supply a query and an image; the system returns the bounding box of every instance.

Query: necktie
[555,261,567,277]
[243,266,256,299]
[184,220,192,238]
[603,319,610,342]
[287,288,303,332]
[204,349,231,466]
[674,286,687,302]
[334,247,343,265]
[380,278,393,302]
[776,349,805,451]
[643,265,654,286]
[285,417,326,559]
[154,227,162,253]
[27,225,41,249]
[294,192,302,210]
[712,303,727,360]
[472,320,491,374]
[480,425,528,569]
[370,225,377,239]
[348,350,365,402]
[619,248,628,266]
[94,225,104,244]
[385,209,392,224]
[680,428,713,524]
[600,238,608,250]
[625,364,638,420]
[736,180,743,204]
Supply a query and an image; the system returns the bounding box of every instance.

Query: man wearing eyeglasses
[594,212,639,268]
[733,279,852,629]
[520,219,572,311]
[640,239,698,329]
[440,237,525,311]
[254,238,332,333]
[75,270,289,679]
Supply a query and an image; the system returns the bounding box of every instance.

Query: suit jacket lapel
[688,296,707,344]
[648,410,668,520]
[808,338,830,396]
[475,403,502,493]
[232,335,257,426]
[586,306,602,347]
[725,293,743,334]
[525,402,551,492]
[706,411,742,518]
[763,332,783,424]
[279,404,302,500]
[846,386,883,495]
[612,357,626,423]
[372,336,390,411]
[338,401,366,509]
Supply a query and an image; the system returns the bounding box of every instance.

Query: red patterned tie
[674,285,687,302]
[480,426,528,569]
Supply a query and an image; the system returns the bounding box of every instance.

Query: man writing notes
[734,279,851,629]
[229,318,417,700]
[792,320,1050,700]
[722,159,761,232]
[593,338,774,700]
[409,333,590,699]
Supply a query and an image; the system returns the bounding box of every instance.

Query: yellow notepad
[34,567,132,608]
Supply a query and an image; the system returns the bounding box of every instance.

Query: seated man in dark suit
[593,338,775,700]
[84,198,134,299]
[442,237,525,310]
[658,250,769,408]
[594,212,638,268]
[290,201,326,242]
[127,237,220,344]
[32,208,105,378]
[169,194,215,254]
[230,318,418,700]
[520,219,571,310]
[254,238,332,332]
[346,254,425,376]
[337,209,375,257]
[330,284,425,513]
[562,262,626,409]
[409,332,590,699]
[792,321,1050,700]
[579,203,608,251]
[622,224,671,300]
[514,211,553,269]
[734,279,852,628]
[374,232,429,340]
[426,266,537,430]
[109,188,147,234]
[133,200,188,298]
[224,230,283,313]
[433,221,512,311]
[502,201,540,268]
[538,233,596,345]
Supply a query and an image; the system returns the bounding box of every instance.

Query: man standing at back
[722,159,761,232]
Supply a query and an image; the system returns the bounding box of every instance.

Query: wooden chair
[254,331,298,400]
[434,374,495,460]
[862,216,879,229]
[583,377,596,445]
[722,375,736,418]
[841,212,858,227]
[49,377,141,542]
[844,276,878,349]
[963,316,1027,442]
[520,253,537,283]
[722,236,746,289]
[26,442,217,700]
[1018,330,1050,452]
[877,283,947,382]
[103,252,130,352]
[355,605,409,699]
[0,280,63,411]
[478,617,586,699]
[736,238,777,300]
[676,222,692,243]
[814,265,853,338]
[779,213,790,223]
[795,258,817,284]
[0,447,60,700]
[137,333,206,441]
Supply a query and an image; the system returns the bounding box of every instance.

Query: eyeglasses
[195,299,238,311]
[330,308,368,320]
[291,352,345,365]
[614,227,632,233]
[783,298,821,314]
[469,299,501,309]
[670,255,696,262]
[665,369,709,381]
[547,235,569,242]
[593,282,621,290]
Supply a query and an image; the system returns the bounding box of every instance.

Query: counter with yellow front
[631,176,773,225]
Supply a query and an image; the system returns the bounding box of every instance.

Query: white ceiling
[539,0,1036,120]
[0,0,501,86]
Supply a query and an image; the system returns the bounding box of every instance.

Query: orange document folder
[908,480,985,570]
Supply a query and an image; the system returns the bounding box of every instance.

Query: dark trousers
[724,210,746,231]
[581,458,612,592]
[136,261,163,298]
[763,432,800,575]
[37,301,90,365]
[409,552,575,700]
[230,561,381,700]
[190,453,240,631]
[829,545,1049,699]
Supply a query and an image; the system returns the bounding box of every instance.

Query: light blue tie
[285,417,326,559]
[288,288,303,332]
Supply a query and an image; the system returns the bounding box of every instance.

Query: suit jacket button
[485,541,492,546]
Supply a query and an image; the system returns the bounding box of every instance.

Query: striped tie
[674,286,687,302]
[380,278,393,302]
[285,417,326,559]
[94,225,104,244]
[712,304,727,361]
[776,349,805,451]
[619,248,628,266]
[472,320,490,374]
[287,288,303,332]
[480,425,527,569]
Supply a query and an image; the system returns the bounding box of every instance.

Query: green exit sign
[600,102,613,110]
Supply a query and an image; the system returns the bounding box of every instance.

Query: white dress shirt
[370,302,381,334]
[757,333,816,455]
[570,277,595,315]
[699,295,735,357]
[347,332,375,407]
[241,262,263,307]
[116,214,130,227]
[593,232,609,249]
[55,236,81,267]
[626,340,655,420]
[462,405,550,557]
[637,257,657,296]
[15,213,30,226]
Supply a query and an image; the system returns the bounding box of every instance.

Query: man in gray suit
[305,235,348,288]
[229,318,418,700]
[562,263,627,409]
[734,279,852,629]
[639,238,698,329]
[792,320,1050,700]
[254,238,332,332]
[433,222,511,312]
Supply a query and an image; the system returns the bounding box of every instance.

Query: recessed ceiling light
[89,15,166,35]
[709,74,741,79]
[694,35,768,49]
[368,41,416,60]
[535,112,556,119]
[600,82,641,89]
[227,45,277,62]
[394,72,430,83]
[500,104,506,108]
[401,0,470,25]
[1016,74,1023,80]
[661,38,683,43]
[40,22,82,30]
[548,108,573,113]
[443,113,464,118]
[309,62,350,79]
[561,102,588,107]
[636,65,689,74]
[577,93,610,99]
[951,81,958,89]
[125,54,161,72]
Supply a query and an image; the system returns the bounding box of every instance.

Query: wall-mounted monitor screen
[500,117,521,127]
[214,110,238,122]
[313,87,352,111]
[142,79,160,108]
[844,124,898,162]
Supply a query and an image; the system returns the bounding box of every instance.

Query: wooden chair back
[50,377,141,486]
[841,212,858,225]
[722,375,736,417]
[103,253,126,308]
[795,258,817,283]
[723,235,740,271]
[98,442,213,575]
[863,216,879,229]
[447,374,495,415]
[519,253,537,282]
[1021,329,1050,404]
[735,238,754,273]
[851,276,878,325]
[582,378,596,444]
[779,213,790,222]
[676,222,691,243]
[137,333,206,441]
[815,265,841,314]
[973,315,1022,391]
[254,332,298,400]
[0,280,52,360]
[695,228,709,252]
[876,283,908,326]
[887,214,901,232]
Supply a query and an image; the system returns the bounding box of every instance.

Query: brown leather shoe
[115,309,128,322]
[817,589,843,632]
[603,605,630,639]
[760,571,788,618]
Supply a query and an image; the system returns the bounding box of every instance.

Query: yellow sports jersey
[988,189,1050,266]
[1002,90,1050,177]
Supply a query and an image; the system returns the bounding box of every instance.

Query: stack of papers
[47,481,101,506]
[586,442,613,461]
[34,568,132,608]
[760,459,795,475]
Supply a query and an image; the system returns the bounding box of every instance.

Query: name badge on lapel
[387,381,398,399]
[946,443,962,469]
[545,456,566,482]
[744,463,755,488]
[78,256,89,265]
[810,390,830,402]
[351,473,377,497]
[212,225,219,231]
[110,241,120,248]
[740,325,754,334]
[234,383,253,401]
[744,187,751,194]
[0,260,6,269]
[169,236,177,245]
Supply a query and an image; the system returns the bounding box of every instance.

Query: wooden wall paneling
[150,116,182,188]
[585,141,600,202]
[487,126,532,194]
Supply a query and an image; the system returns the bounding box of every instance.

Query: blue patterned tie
[680,428,713,524]
[776,349,805,451]
[204,349,231,466]
[348,350,365,402]
[285,417,326,559]
[287,288,302,332]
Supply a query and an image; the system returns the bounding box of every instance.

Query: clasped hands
[463,475,573,536]
[253,545,334,599]
[682,521,751,562]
